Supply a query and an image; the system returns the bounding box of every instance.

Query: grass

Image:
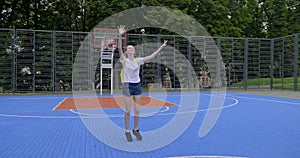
[230,77,300,90]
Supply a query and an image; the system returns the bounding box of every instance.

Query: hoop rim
[93,28,127,49]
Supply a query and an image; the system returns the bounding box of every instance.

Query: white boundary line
[227,94,300,105]
[165,156,247,158]
[70,106,170,117]
[0,113,80,119]
[0,96,238,119]
[52,97,68,110]
[0,96,66,100]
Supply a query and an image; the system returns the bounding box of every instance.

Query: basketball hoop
[93,28,126,49]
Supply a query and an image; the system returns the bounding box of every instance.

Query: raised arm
[117,25,126,58]
[143,40,168,63]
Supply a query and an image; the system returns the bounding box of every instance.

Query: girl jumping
[117,25,167,142]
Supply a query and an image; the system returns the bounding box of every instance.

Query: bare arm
[117,25,126,58]
[143,40,168,63]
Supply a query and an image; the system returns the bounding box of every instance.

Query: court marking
[52,97,67,110]
[0,95,238,119]
[0,96,66,100]
[165,156,247,158]
[2,93,299,119]
[226,94,300,105]
[0,113,80,119]
[53,95,177,110]
[69,106,170,117]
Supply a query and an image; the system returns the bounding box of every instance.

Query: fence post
[244,38,248,91]
[294,34,299,91]
[33,30,36,93]
[157,35,161,88]
[51,31,56,93]
[270,39,274,90]
[216,37,221,89]
[88,32,93,92]
[12,29,17,94]
[188,36,192,89]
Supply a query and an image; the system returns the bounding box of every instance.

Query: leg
[132,94,142,140]
[123,96,133,142]
[123,96,131,131]
[133,94,141,131]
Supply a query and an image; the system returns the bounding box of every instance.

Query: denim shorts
[122,82,142,96]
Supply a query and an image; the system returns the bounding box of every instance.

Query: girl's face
[125,45,135,56]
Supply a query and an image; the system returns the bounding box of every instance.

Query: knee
[125,111,130,116]
[134,109,140,117]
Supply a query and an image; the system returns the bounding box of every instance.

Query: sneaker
[133,129,142,141]
[125,131,133,142]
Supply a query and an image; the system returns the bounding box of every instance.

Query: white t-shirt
[120,56,144,83]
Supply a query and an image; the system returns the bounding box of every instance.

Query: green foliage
[231,77,300,90]
[260,0,298,38]
[1,0,299,37]
[287,0,300,34]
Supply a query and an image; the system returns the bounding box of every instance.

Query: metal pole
[294,34,299,91]
[72,32,74,92]
[88,33,93,93]
[228,64,231,89]
[188,36,192,89]
[157,35,161,88]
[52,31,56,93]
[100,51,103,95]
[244,38,248,91]
[111,47,114,94]
[216,38,221,89]
[173,35,176,88]
[281,37,285,88]
[33,30,36,93]
[270,39,274,90]
[141,32,144,88]
[12,29,17,94]
[258,39,261,88]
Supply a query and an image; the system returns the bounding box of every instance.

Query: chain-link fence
[0,28,299,93]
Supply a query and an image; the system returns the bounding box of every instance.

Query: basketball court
[0,91,300,157]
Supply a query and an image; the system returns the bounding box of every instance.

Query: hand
[118,25,126,34]
[161,40,168,47]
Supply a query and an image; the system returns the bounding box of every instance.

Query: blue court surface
[0,92,300,158]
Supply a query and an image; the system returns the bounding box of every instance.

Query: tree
[244,0,266,38]
[227,0,256,37]
[261,0,290,38]
[51,0,82,31]
[0,0,23,28]
[84,0,113,31]
[286,0,300,34]
[188,0,235,37]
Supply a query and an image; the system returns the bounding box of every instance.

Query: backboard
[93,28,126,49]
